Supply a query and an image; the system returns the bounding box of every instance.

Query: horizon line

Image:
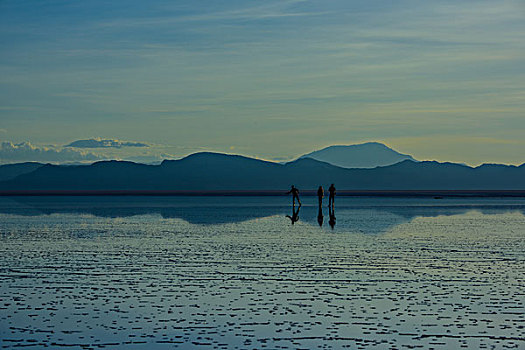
[2,190,525,197]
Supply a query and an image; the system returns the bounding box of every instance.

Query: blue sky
[1,0,524,165]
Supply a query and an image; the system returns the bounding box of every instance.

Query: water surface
[1,196,524,349]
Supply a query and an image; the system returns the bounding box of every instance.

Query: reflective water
[1,196,524,349]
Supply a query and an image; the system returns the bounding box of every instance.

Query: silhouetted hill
[300,142,416,168]
[0,152,524,191]
[0,162,44,181]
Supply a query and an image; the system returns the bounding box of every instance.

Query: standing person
[317,186,324,227]
[287,185,301,207]
[328,183,336,208]
[317,186,324,208]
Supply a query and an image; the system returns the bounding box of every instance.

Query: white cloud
[65,138,149,148]
[0,141,100,163]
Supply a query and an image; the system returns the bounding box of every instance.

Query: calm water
[0,196,524,349]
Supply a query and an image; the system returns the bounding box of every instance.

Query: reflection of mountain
[300,142,416,168]
[300,207,407,234]
[301,205,525,234]
[1,152,524,191]
[1,197,523,234]
[0,197,287,225]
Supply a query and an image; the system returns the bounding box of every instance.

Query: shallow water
[1,196,524,349]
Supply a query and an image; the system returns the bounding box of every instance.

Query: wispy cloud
[65,138,149,148]
[95,0,323,29]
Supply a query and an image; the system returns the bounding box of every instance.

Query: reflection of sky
[1,1,525,165]
[1,199,524,349]
[1,196,524,234]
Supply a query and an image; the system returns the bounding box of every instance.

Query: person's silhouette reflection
[286,204,301,225]
[317,205,324,227]
[328,205,336,229]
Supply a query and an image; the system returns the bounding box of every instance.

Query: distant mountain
[0,152,524,191]
[0,162,44,181]
[300,142,416,168]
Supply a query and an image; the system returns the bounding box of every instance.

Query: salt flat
[0,196,524,349]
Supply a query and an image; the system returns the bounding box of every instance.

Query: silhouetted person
[316,185,324,226]
[328,205,336,229]
[328,183,336,209]
[286,204,301,225]
[317,186,324,207]
[287,185,301,207]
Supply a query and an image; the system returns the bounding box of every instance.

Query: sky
[1,0,524,165]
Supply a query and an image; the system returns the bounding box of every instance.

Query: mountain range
[0,147,524,191]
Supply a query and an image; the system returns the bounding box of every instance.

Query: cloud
[0,141,100,163]
[95,0,323,28]
[65,138,149,148]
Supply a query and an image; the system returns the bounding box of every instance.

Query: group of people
[287,184,336,208]
[286,184,337,228]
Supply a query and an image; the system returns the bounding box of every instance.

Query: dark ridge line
[1,190,525,197]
